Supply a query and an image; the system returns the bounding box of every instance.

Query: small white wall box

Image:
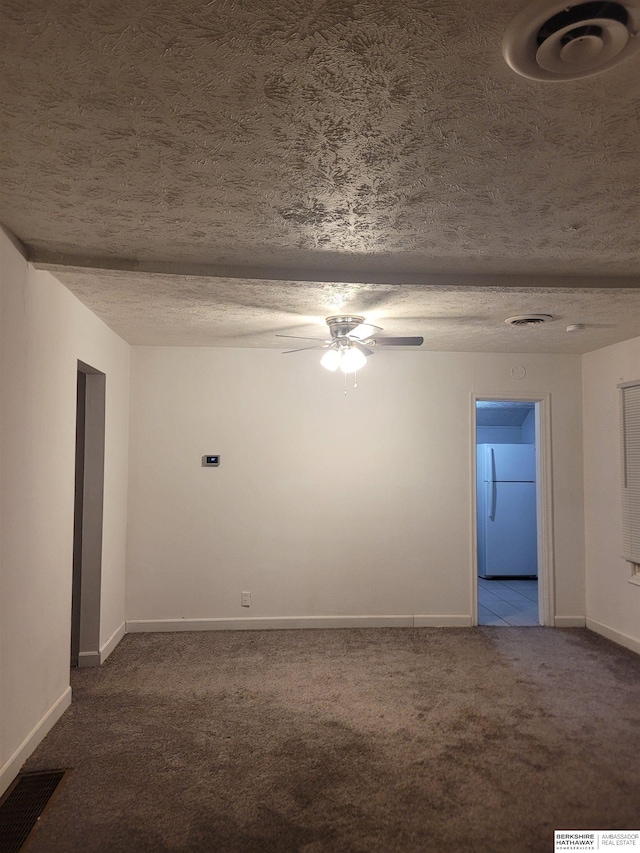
[202,455,220,467]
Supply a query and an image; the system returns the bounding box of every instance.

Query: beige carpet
[21,627,640,852]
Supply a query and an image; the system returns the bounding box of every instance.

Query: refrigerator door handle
[488,447,497,520]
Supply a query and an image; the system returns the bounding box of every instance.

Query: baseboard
[126,615,425,632]
[77,621,126,668]
[125,613,592,633]
[554,616,586,628]
[414,615,473,627]
[100,621,126,664]
[586,617,640,655]
[0,686,72,798]
[77,650,100,668]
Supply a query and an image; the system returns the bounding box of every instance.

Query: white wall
[583,335,640,653]
[127,347,585,629]
[0,229,130,794]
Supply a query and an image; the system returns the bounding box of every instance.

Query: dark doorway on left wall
[71,362,106,668]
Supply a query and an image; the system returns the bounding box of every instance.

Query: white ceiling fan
[277,316,424,377]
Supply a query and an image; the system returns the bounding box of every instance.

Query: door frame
[470,392,555,627]
[71,361,106,667]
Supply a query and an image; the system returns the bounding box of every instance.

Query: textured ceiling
[476,401,534,427]
[1,0,640,351]
[42,266,640,352]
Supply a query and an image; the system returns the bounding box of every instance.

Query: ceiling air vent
[505,314,553,326]
[503,0,640,81]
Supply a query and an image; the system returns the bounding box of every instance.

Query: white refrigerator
[477,444,538,578]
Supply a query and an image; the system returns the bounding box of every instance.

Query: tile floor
[478,578,539,626]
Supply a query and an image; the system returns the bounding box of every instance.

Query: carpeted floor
[20,627,640,852]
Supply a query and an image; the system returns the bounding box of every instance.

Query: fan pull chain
[343,371,360,395]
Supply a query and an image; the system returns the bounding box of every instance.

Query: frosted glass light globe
[320,348,341,371]
[340,347,367,373]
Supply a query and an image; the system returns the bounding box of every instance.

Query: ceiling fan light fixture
[339,345,367,374]
[282,316,421,387]
[320,348,341,371]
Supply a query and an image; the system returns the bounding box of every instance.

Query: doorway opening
[71,362,106,667]
[475,399,541,626]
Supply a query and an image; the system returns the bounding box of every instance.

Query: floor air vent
[0,770,70,853]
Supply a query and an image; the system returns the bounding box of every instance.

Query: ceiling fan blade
[349,322,383,340]
[276,334,329,342]
[282,345,327,354]
[353,342,374,356]
[373,336,424,347]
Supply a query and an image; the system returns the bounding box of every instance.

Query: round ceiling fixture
[505,314,554,326]
[503,0,640,81]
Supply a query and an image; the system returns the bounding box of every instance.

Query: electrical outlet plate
[241,592,251,607]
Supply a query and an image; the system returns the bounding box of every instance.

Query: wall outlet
[241,591,251,607]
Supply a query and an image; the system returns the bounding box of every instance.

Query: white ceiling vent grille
[503,0,640,81]
[505,314,554,326]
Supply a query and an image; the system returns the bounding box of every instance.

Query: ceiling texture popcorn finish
[1,0,639,352]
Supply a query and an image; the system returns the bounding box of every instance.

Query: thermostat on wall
[202,455,220,467]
